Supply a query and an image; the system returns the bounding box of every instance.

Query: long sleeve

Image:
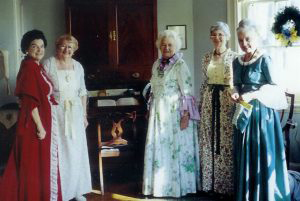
[76,61,87,97]
[176,60,200,120]
[15,60,41,111]
[251,56,287,109]
[15,59,43,128]
[232,58,242,93]
[43,57,60,103]
[199,53,210,112]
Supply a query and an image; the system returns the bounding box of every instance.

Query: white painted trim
[293,104,300,113]
[239,0,287,2]
[13,0,23,74]
[227,0,238,51]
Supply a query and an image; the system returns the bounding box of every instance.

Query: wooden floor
[81,153,233,201]
[84,187,223,201]
[79,177,232,201]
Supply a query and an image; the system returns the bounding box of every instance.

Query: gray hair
[210,21,231,39]
[236,19,260,36]
[156,30,182,52]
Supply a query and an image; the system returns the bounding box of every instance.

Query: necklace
[65,71,71,83]
[214,48,227,56]
[243,49,257,63]
[60,70,72,83]
[57,60,73,83]
[241,49,257,82]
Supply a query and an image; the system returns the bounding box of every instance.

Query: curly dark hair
[21,29,47,54]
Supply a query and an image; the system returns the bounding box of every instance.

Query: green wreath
[272,6,300,46]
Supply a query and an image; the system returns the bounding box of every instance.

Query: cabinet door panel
[117,3,156,68]
[65,0,157,88]
[68,4,111,81]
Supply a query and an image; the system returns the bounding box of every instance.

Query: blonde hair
[55,34,79,51]
[155,30,182,52]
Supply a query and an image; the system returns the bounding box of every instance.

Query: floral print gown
[143,53,200,198]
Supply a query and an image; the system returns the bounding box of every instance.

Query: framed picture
[166,25,187,50]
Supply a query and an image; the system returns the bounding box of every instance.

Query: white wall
[0,0,65,107]
[157,0,195,93]
[0,0,19,105]
[22,0,65,58]
[193,0,227,99]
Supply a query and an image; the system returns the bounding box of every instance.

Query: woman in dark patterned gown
[199,21,237,197]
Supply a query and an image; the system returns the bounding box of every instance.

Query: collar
[158,52,183,70]
[237,50,264,65]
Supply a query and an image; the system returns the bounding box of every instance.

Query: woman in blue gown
[231,19,291,201]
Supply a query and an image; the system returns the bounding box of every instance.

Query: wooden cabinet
[65,0,155,187]
[65,0,157,89]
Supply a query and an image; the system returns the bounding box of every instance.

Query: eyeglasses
[210,34,225,39]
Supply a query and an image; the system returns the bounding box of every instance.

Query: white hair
[156,30,182,52]
[237,19,260,37]
[210,21,231,39]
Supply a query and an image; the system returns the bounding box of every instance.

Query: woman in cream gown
[44,34,91,201]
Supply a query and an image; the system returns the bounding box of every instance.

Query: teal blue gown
[233,54,291,201]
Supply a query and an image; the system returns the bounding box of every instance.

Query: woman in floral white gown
[143,30,200,198]
[43,35,91,201]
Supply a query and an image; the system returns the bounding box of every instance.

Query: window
[234,0,300,104]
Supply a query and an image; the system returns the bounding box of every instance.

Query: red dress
[0,57,62,201]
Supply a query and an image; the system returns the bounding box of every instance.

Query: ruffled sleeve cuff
[180,95,200,121]
[79,88,88,97]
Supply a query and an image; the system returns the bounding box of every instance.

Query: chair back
[0,102,19,175]
[280,92,296,169]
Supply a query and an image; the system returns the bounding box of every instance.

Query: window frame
[228,0,300,106]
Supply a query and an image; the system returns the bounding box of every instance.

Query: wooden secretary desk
[65,0,157,88]
[65,0,157,190]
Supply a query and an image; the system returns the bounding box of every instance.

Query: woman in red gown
[0,30,61,201]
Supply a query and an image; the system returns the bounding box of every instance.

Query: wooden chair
[94,111,138,195]
[95,122,120,195]
[0,103,19,175]
[280,92,297,169]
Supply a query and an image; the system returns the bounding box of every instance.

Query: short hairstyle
[236,19,260,37]
[210,21,231,39]
[21,29,47,54]
[55,34,79,51]
[155,30,182,52]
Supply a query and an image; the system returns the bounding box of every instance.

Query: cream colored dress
[43,57,92,201]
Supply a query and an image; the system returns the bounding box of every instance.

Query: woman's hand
[37,125,46,140]
[241,92,255,103]
[231,92,240,103]
[31,107,46,140]
[180,112,189,130]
